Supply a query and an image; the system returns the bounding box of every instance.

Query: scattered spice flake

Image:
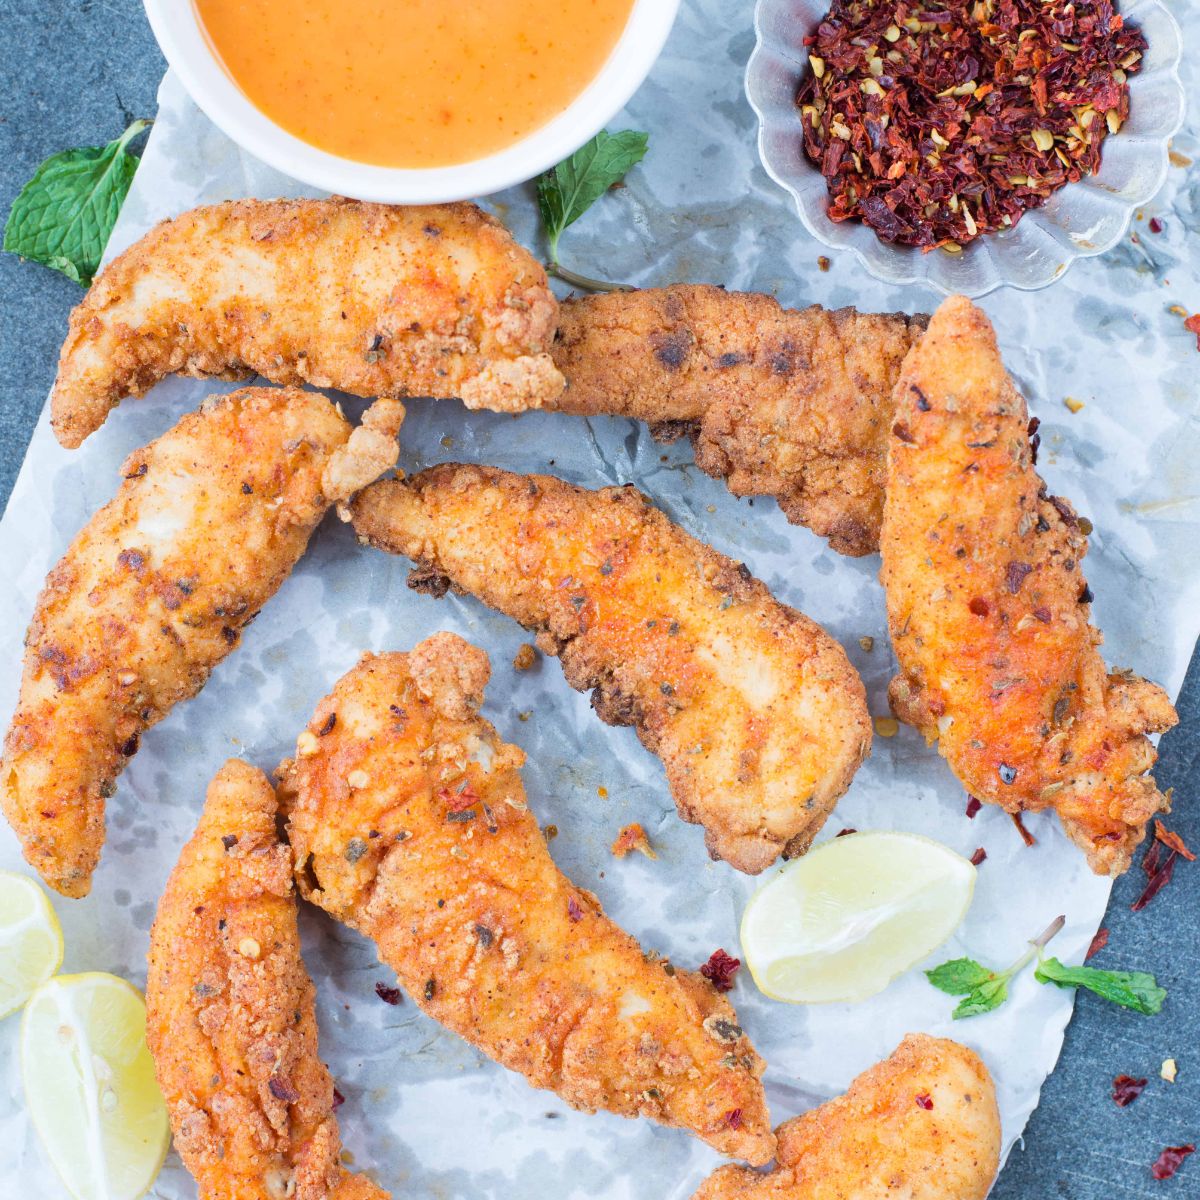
[1151,1145,1194,1181]
[817,255,831,272]
[512,643,537,671]
[724,1108,743,1130]
[1064,396,1086,414]
[1185,314,1200,352]
[1132,847,1178,912]
[268,1074,301,1103]
[837,827,858,837]
[1085,927,1110,961]
[221,834,238,851]
[1112,1075,1148,1107]
[374,982,402,1006]
[795,0,1145,248]
[438,782,479,813]
[1161,1058,1178,1084]
[1005,562,1034,594]
[1148,217,1164,234]
[1154,819,1196,861]
[970,847,987,867]
[699,949,742,993]
[332,1086,345,1109]
[966,796,983,819]
[859,635,875,652]
[611,822,657,859]
[1011,812,1037,847]
[915,1093,934,1110]
[567,895,584,923]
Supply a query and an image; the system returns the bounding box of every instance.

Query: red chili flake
[1151,1144,1195,1181]
[1005,562,1034,594]
[1011,812,1037,847]
[915,1093,934,1110]
[374,981,402,1005]
[724,1108,743,1130]
[1133,847,1178,912]
[970,847,987,866]
[1154,819,1196,862]
[968,597,990,618]
[567,896,584,923]
[1112,1075,1148,1107]
[1085,927,1110,960]
[1185,314,1200,352]
[268,1074,300,1103]
[221,834,238,851]
[837,826,858,837]
[1148,217,1163,233]
[966,796,983,819]
[611,822,657,859]
[438,783,479,813]
[332,1086,345,1109]
[795,0,1146,249]
[700,949,742,992]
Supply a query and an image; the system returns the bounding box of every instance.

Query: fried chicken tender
[51,197,563,448]
[550,285,925,556]
[277,636,775,1164]
[147,759,388,1200]
[693,1035,1000,1200]
[881,297,1177,876]
[1,386,397,897]
[351,466,870,873]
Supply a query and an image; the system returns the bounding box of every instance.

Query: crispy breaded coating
[277,637,775,1164]
[550,285,925,555]
[51,197,563,448]
[881,297,1177,876]
[350,466,870,874]
[693,1035,1000,1200]
[146,760,388,1200]
[0,386,386,897]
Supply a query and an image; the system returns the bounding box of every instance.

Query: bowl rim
[745,0,1187,296]
[142,0,680,204]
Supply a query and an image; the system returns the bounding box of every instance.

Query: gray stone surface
[0,0,1195,1194]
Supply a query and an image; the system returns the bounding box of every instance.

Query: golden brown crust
[880,297,1177,876]
[1,387,350,896]
[146,760,388,1200]
[51,197,563,447]
[550,285,925,555]
[350,466,870,874]
[277,637,775,1164]
[692,1035,1000,1200]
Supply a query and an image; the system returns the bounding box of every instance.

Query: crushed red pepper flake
[970,847,987,866]
[1154,819,1196,861]
[611,822,657,859]
[700,949,742,992]
[795,0,1145,249]
[1184,314,1200,351]
[438,782,479,813]
[837,826,859,836]
[567,895,584,923]
[374,981,402,1005]
[1148,216,1163,233]
[1085,927,1109,960]
[1112,1074,1148,1107]
[1006,561,1034,593]
[915,1093,934,1110]
[1133,840,1178,912]
[268,1074,300,1103]
[724,1108,744,1130]
[1151,1144,1194,1181]
[966,796,983,819]
[332,1086,345,1109]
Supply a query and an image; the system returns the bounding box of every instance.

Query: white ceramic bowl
[746,0,1185,296]
[143,0,680,203]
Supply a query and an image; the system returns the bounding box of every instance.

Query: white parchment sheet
[2,2,1198,1195]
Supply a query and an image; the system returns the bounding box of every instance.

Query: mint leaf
[925,958,996,995]
[537,129,648,268]
[4,120,150,286]
[1035,957,1166,1015]
[952,975,1010,1019]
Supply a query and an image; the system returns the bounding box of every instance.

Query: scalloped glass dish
[746,0,1185,296]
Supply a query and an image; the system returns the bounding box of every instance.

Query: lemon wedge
[741,831,976,1004]
[21,973,169,1200]
[0,869,64,1018]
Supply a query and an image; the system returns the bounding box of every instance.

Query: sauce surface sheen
[194,0,634,167]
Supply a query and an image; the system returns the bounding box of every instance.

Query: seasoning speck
[374,982,402,1006]
[611,823,657,860]
[344,838,368,863]
[238,937,261,960]
[1064,396,1085,414]
[512,643,537,671]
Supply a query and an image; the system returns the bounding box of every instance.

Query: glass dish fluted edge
[745,0,1185,297]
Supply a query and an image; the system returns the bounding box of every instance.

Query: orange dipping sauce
[194,0,635,168]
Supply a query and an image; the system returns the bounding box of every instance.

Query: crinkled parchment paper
[2,2,1199,1195]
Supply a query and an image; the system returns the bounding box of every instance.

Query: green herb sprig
[4,119,150,286]
[536,129,648,292]
[926,915,1166,1019]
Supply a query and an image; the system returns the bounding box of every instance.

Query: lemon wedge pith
[0,869,63,1018]
[21,972,169,1200]
[740,831,976,1004]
